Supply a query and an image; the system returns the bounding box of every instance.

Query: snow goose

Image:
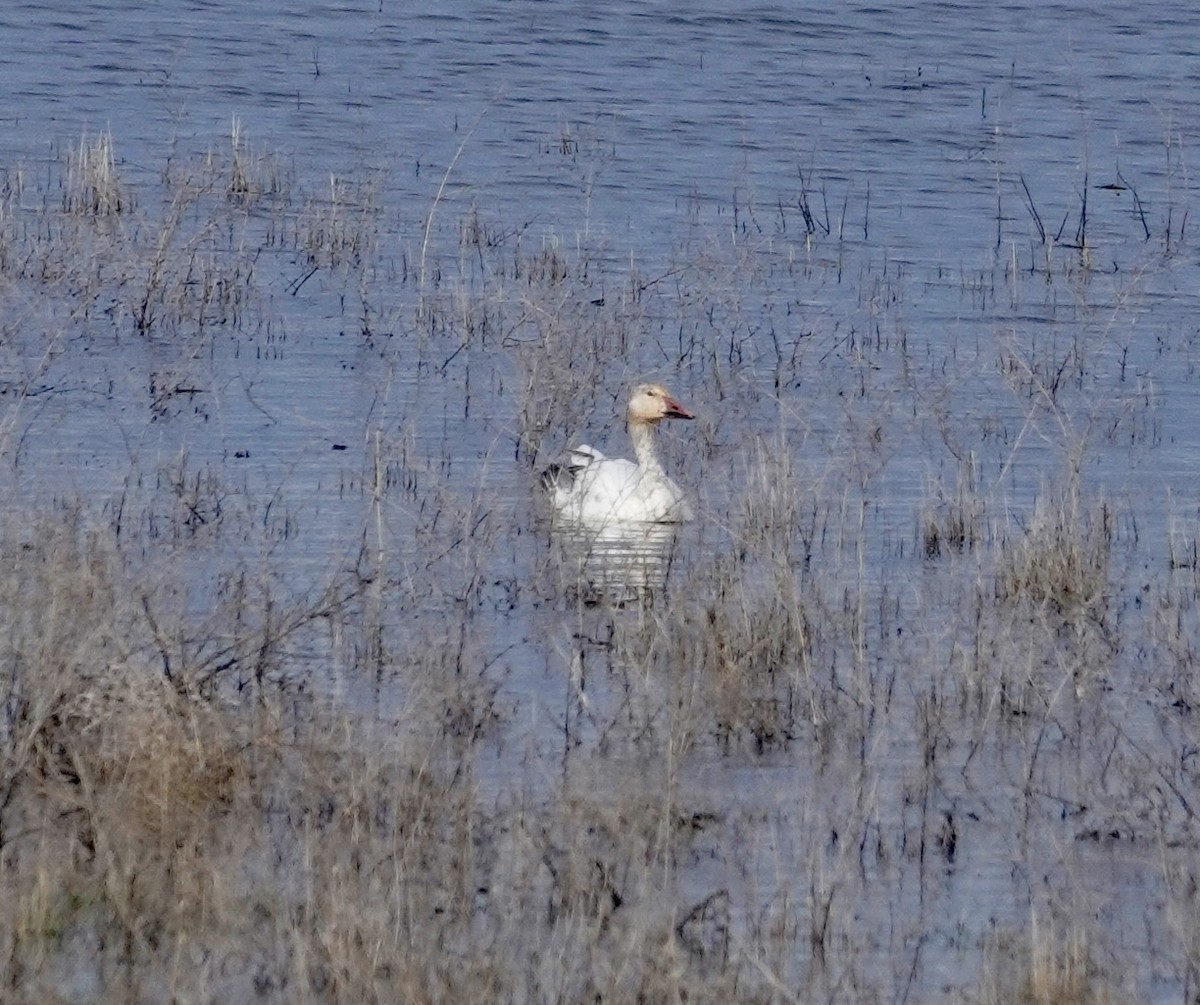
[543,384,695,524]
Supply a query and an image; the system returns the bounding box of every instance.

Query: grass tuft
[995,487,1111,618]
[63,130,128,216]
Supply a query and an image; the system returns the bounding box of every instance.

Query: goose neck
[629,420,664,478]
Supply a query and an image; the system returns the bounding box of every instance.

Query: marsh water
[4,2,1200,1001]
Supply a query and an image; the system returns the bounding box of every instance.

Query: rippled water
[5,2,1196,255]
[3,2,1200,1000]
[4,2,1196,526]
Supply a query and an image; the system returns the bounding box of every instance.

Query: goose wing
[541,444,604,488]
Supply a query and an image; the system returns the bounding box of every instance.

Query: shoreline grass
[0,129,1194,1003]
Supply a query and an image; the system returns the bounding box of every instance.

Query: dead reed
[63,130,128,216]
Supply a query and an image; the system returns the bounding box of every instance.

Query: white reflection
[550,517,682,607]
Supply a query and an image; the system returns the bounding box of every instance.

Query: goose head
[627,384,694,426]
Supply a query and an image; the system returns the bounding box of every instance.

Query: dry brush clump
[4,154,258,341]
[0,125,383,350]
[634,561,817,755]
[63,130,129,217]
[0,503,368,1001]
[604,447,847,759]
[0,513,255,993]
[0,495,777,1002]
[920,456,987,560]
[221,115,290,205]
[977,919,1125,1005]
[0,513,754,1004]
[994,485,1112,621]
[295,173,379,270]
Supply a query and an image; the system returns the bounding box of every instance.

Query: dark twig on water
[287,264,318,296]
[1054,210,1069,244]
[1115,169,1151,240]
[796,168,831,237]
[1074,173,1088,250]
[1019,174,1045,245]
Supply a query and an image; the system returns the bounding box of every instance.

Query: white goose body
[544,385,695,525]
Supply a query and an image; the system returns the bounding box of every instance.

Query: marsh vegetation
[0,123,1197,1005]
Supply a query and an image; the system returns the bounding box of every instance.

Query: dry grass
[921,456,986,559]
[63,131,128,216]
[978,921,1123,1005]
[995,486,1111,618]
[0,507,776,1003]
[0,130,1195,1003]
[223,115,288,203]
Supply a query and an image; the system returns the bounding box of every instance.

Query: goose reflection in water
[550,518,682,606]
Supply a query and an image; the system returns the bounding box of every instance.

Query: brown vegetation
[0,129,1194,1003]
